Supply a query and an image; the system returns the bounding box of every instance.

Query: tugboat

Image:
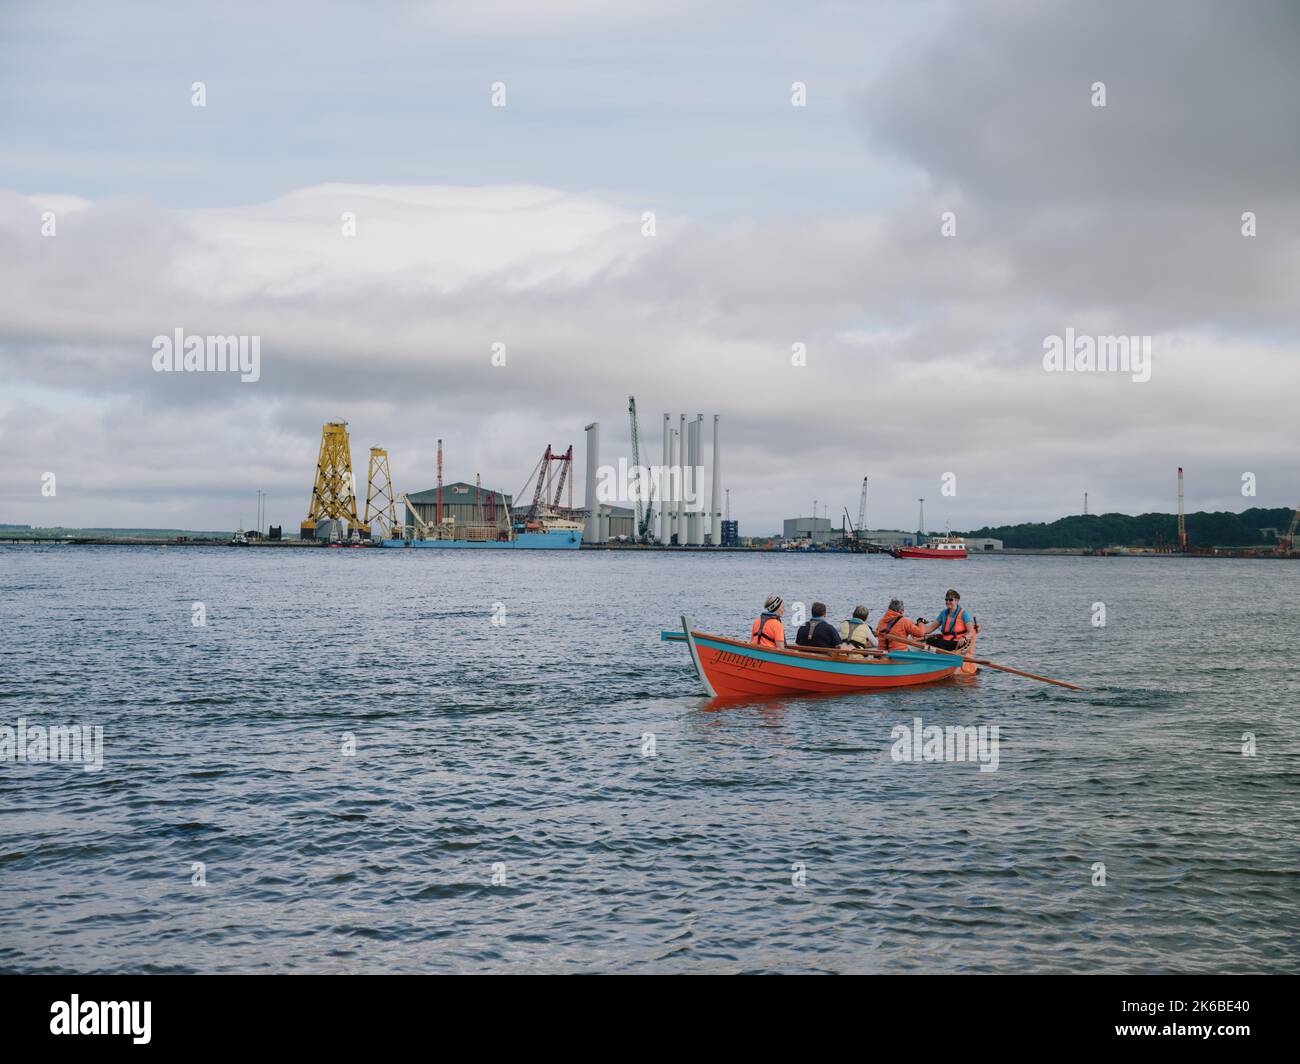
[891,535,967,559]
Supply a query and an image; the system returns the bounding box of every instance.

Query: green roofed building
[405,482,512,531]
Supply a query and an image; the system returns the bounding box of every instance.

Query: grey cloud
[3,2,1298,531]
[863,0,1300,206]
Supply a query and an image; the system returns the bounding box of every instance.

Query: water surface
[1,545,1297,972]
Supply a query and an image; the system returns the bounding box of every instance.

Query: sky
[1,0,1297,535]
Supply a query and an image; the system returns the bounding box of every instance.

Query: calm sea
[1,545,1297,973]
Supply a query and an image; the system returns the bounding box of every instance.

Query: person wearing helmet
[750,594,786,648]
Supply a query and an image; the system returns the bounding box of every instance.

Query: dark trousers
[926,635,963,652]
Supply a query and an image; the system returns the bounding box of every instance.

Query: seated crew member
[875,598,927,651]
[750,595,786,648]
[838,605,875,650]
[923,589,974,652]
[795,602,841,648]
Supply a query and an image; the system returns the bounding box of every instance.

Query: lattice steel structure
[301,421,360,540]
[363,446,400,539]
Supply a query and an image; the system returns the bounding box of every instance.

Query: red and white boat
[891,535,967,560]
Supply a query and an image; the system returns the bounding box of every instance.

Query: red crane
[523,445,575,527]
[1177,466,1187,552]
[551,445,573,511]
[436,438,444,531]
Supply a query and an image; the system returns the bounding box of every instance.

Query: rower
[875,597,927,652]
[838,605,875,650]
[795,602,841,649]
[923,589,974,652]
[750,595,786,648]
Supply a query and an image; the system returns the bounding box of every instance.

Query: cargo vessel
[382,518,582,550]
[891,535,968,559]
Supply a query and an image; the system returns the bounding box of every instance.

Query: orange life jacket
[750,613,784,648]
[939,606,970,638]
[875,610,923,651]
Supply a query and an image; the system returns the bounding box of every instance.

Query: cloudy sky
[2,0,1297,534]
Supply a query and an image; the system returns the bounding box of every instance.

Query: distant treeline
[961,507,1296,549]
[0,527,229,539]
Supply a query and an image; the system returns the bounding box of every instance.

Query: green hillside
[961,507,1295,550]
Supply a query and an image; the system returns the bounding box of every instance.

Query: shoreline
[2,535,1295,558]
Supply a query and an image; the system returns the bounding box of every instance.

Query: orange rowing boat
[661,616,962,699]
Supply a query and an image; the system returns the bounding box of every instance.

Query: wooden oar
[881,633,1086,691]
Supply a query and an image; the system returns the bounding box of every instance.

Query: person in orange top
[750,595,786,648]
[874,597,927,652]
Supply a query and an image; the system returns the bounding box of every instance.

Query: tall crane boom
[627,396,654,541]
[526,445,554,524]
[436,438,444,531]
[858,476,868,536]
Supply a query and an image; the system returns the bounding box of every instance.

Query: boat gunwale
[663,629,959,676]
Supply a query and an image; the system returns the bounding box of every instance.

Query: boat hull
[380,529,581,549]
[890,546,967,559]
[662,628,960,698]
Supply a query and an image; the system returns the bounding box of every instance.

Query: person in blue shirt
[795,602,841,648]
[923,589,975,652]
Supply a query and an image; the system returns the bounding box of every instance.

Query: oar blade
[884,632,1085,691]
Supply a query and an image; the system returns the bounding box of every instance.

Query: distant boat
[661,618,961,698]
[891,535,967,559]
[382,517,582,550]
[230,529,249,545]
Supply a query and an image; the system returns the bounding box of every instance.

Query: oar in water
[881,632,1086,691]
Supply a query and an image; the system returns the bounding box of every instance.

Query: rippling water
[1,544,1297,973]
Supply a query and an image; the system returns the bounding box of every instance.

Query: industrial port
[4,415,1297,558]
[280,397,741,550]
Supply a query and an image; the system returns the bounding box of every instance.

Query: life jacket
[797,617,837,646]
[839,619,872,648]
[874,609,918,651]
[751,612,784,647]
[939,606,970,638]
